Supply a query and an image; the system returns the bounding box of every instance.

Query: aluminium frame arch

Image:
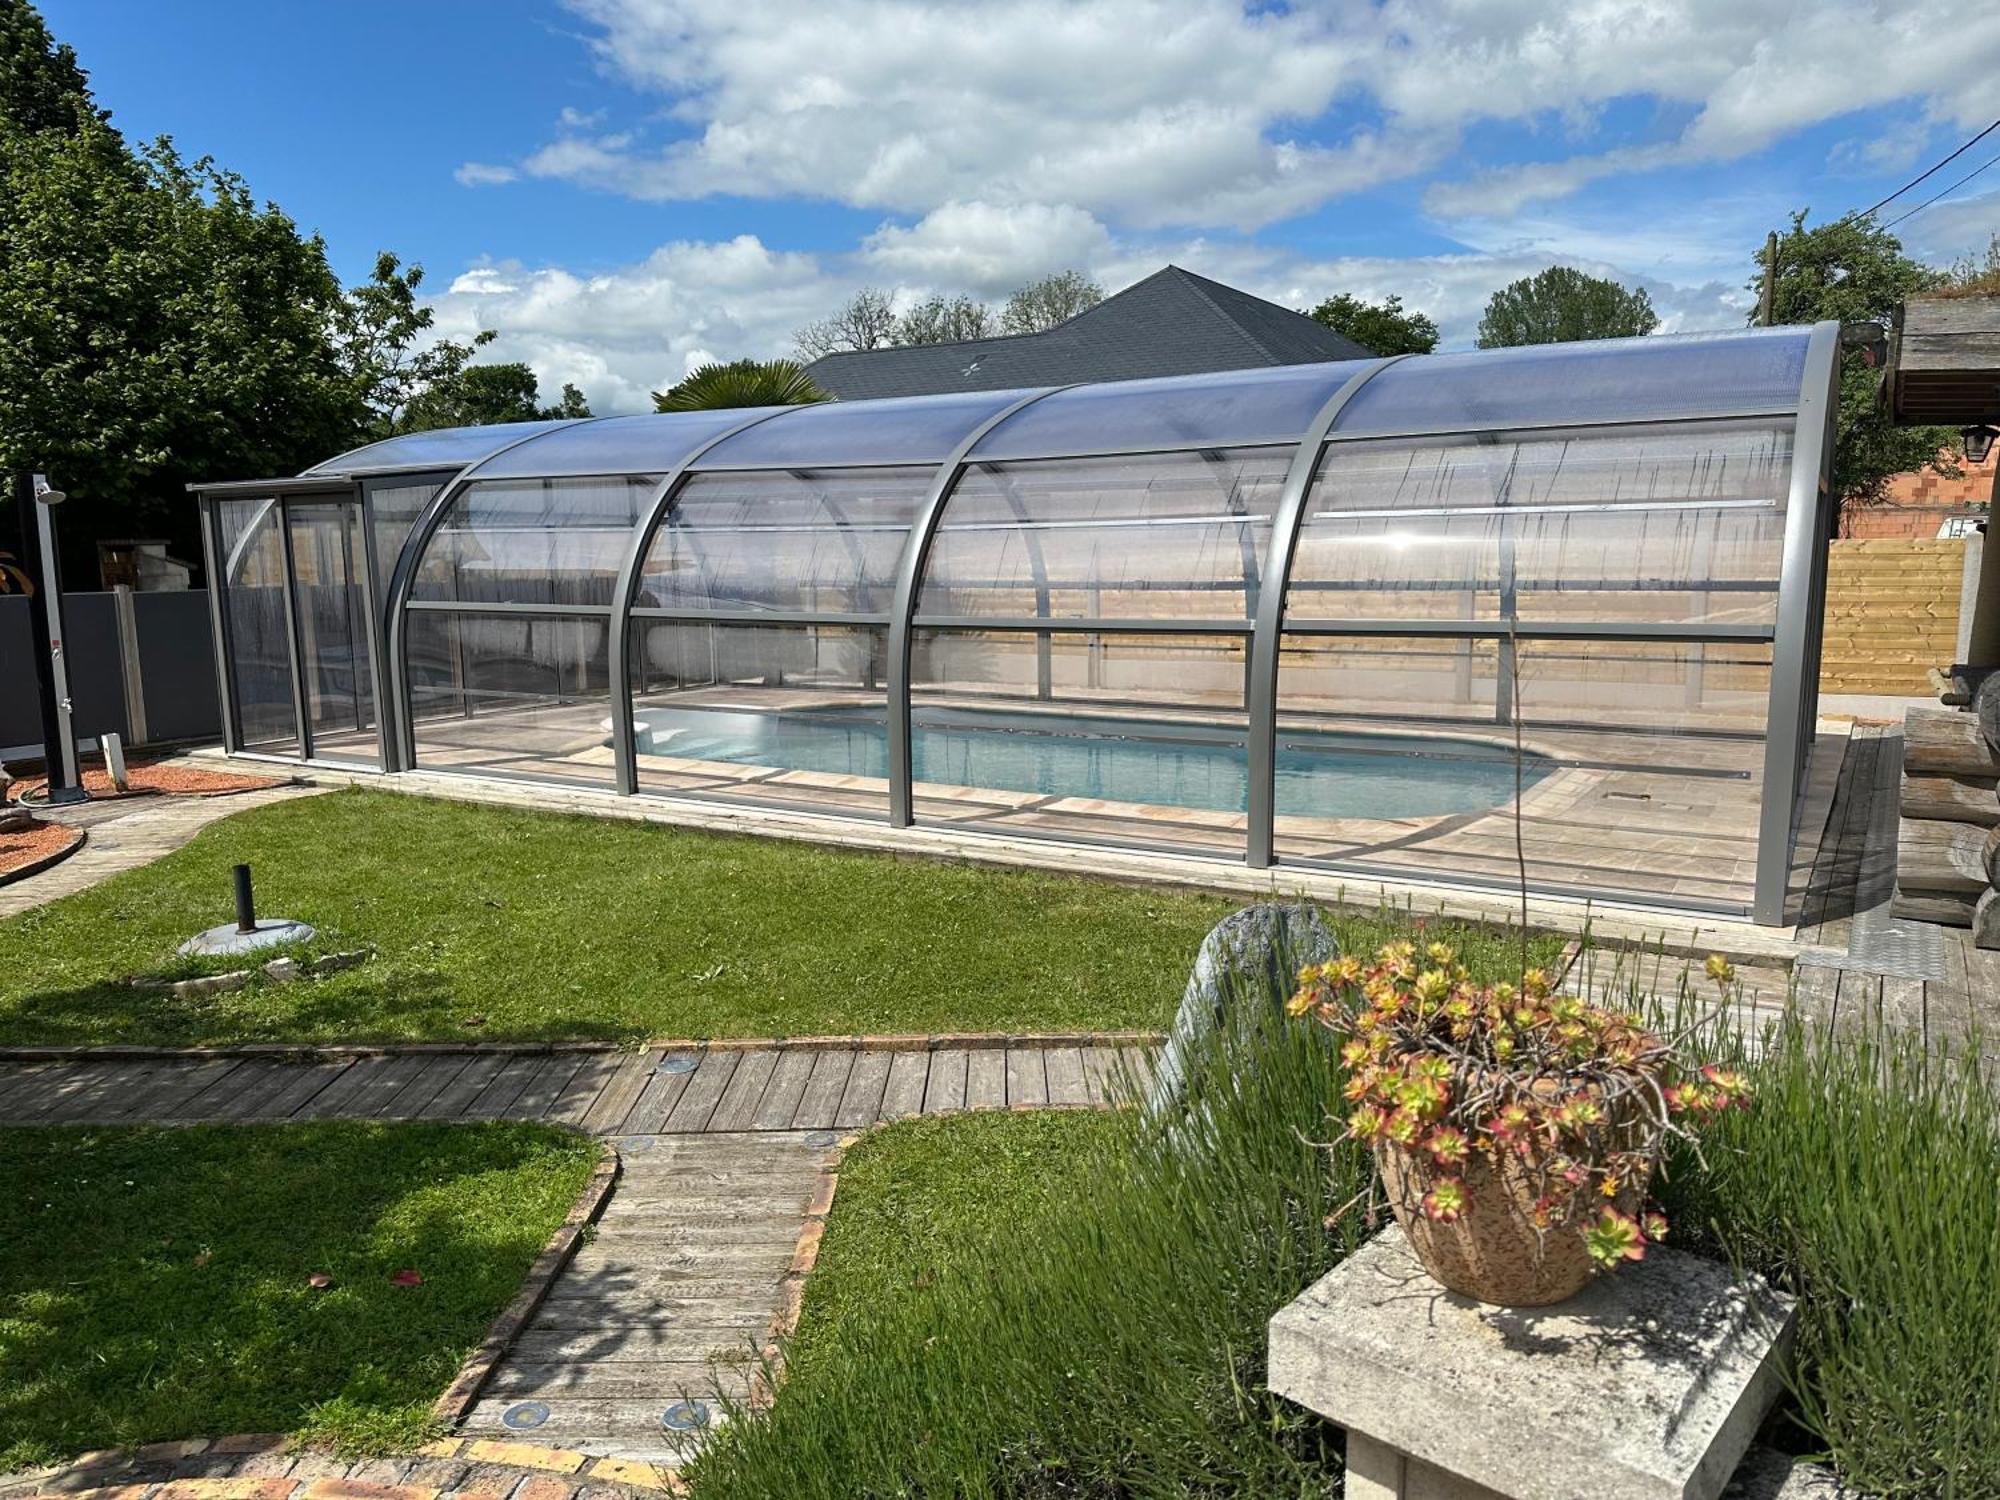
[324,327,1837,925]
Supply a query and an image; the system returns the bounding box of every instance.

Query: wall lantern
[1964,424,1999,467]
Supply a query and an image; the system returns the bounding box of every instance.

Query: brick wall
[1819,538,1966,695]
[1843,447,1996,538]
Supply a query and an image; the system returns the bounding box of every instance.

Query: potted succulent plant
[1288,943,1750,1307]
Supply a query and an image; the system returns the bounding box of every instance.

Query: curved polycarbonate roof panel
[470,409,783,479]
[688,387,1045,469]
[969,360,1373,461]
[1330,327,1811,438]
[303,419,583,477]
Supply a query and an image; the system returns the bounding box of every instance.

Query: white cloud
[454,162,519,187]
[450,0,2000,230]
[429,235,843,412]
[860,202,1114,291]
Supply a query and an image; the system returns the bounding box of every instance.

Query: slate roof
[803,265,1372,400]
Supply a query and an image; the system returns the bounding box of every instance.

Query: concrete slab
[1268,1226,1795,1500]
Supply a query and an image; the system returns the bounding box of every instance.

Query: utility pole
[1759,231,1778,326]
[9,470,87,803]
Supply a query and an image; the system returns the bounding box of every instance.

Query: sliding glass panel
[1330,327,1809,436]
[637,467,930,615]
[1288,423,1793,629]
[406,611,613,788]
[916,448,1290,622]
[364,478,444,607]
[630,620,890,818]
[1272,633,1772,912]
[213,497,296,753]
[908,628,1250,857]
[287,501,378,766]
[410,476,658,606]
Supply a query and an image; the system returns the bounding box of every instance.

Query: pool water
[632,704,1548,820]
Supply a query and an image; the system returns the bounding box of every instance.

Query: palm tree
[652,359,831,411]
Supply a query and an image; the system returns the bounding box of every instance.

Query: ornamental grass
[690,938,2000,1500]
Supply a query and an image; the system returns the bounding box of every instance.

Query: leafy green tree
[653,359,830,411]
[1,0,362,577]
[1753,210,1957,510]
[398,361,593,433]
[1476,266,1658,348]
[1000,270,1102,334]
[1,0,102,135]
[1304,292,1439,355]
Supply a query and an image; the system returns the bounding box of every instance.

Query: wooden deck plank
[418,1052,512,1120]
[1004,1048,1048,1108]
[878,1051,929,1121]
[1043,1046,1089,1106]
[40,1060,159,1121]
[251,1060,354,1120]
[582,1050,660,1135]
[834,1051,893,1128]
[789,1051,855,1130]
[922,1049,968,1113]
[372,1054,475,1119]
[0,1066,69,1120]
[459,1054,545,1119]
[623,1051,703,1134]
[706,1051,779,1133]
[1077,1046,1121,1105]
[511,1054,591,1120]
[546,1053,623,1126]
[750,1050,818,1130]
[664,1050,741,1133]
[964,1049,1006,1110]
[290,1056,394,1119]
[331,1054,435,1120]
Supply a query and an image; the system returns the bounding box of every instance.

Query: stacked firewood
[1893,683,2000,946]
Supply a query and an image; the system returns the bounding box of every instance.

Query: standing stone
[1144,902,1339,1119]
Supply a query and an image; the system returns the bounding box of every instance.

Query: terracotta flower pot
[1376,1136,1652,1307]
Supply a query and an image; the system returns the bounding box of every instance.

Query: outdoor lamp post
[1963,423,1998,467]
[9,470,86,804]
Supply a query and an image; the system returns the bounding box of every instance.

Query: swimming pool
[631,704,1549,820]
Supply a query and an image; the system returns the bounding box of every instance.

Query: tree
[896,293,993,345]
[1752,210,1957,510]
[399,361,593,433]
[1,65,363,578]
[1000,269,1103,333]
[653,359,830,411]
[793,288,899,360]
[1,0,104,136]
[1476,267,1658,348]
[1305,292,1439,355]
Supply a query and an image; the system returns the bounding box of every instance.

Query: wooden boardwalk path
[0,1040,1151,1133]
[0,1038,1154,1466]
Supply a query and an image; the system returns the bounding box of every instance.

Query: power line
[1848,117,2000,222]
[1881,147,2000,230]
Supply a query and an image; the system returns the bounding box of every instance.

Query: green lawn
[0,787,1558,1046]
[0,1121,596,1470]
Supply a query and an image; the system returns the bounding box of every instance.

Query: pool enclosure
[192,323,1841,925]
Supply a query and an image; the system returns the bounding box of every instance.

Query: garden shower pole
[10,470,87,804]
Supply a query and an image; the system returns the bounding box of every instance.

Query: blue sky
[43,0,2000,413]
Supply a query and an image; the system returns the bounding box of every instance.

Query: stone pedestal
[1268,1227,1795,1500]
